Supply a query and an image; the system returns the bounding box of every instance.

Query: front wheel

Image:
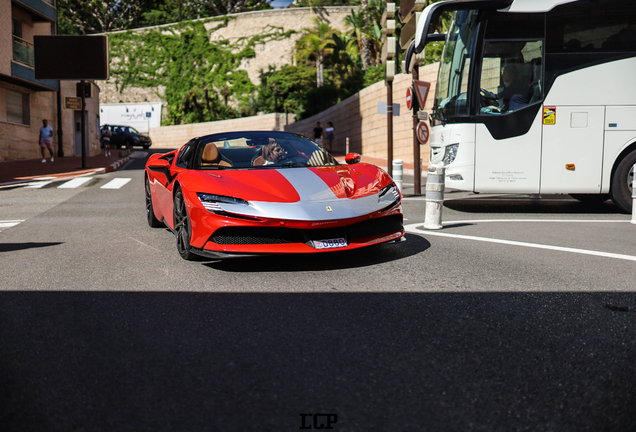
[173,188,196,260]
[610,150,636,213]
[145,176,163,228]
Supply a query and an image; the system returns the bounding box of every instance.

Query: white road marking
[58,177,93,188]
[404,222,636,262]
[0,220,24,231]
[24,181,53,188]
[100,178,132,189]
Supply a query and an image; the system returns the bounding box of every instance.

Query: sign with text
[64,97,82,110]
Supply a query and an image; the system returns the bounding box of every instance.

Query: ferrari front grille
[209,215,403,245]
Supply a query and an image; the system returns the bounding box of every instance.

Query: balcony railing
[13,36,34,67]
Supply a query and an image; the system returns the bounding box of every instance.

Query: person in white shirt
[38,119,54,163]
[325,122,335,152]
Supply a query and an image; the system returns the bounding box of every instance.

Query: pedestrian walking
[325,122,335,152]
[313,122,323,147]
[101,126,112,156]
[39,119,54,162]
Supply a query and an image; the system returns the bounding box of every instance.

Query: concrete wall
[285,64,439,165]
[149,112,294,149]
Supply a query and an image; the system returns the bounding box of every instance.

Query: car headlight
[197,193,248,212]
[379,183,400,201]
[443,144,459,165]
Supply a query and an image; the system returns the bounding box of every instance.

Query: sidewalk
[0,151,132,189]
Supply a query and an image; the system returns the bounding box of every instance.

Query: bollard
[423,164,445,230]
[345,137,350,155]
[392,159,403,191]
[631,163,636,225]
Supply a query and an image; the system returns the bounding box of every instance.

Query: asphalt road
[1,151,635,431]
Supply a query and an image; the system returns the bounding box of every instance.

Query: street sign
[146,112,151,118]
[416,121,430,144]
[413,80,430,108]
[406,87,413,110]
[64,97,81,110]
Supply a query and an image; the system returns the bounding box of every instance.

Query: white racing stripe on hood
[274,168,338,202]
[214,168,391,221]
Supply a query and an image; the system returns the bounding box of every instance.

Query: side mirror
[147,159,170,170]
[345,153,361,164]
[345,153,362,165]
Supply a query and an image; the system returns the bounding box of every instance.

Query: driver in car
[252,138,288,166]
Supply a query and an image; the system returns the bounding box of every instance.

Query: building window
[6,89,30,125]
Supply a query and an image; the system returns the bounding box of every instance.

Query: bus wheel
[610,150,636,213]
[569,194,609,204]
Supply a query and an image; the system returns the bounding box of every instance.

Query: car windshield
[196,131,339,169]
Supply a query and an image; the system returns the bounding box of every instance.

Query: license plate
[313,237,347,249]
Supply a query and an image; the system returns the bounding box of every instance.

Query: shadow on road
[444,196,623,214]
[205,234,430,272]
[0,242,64,253]
[1,291,635,431]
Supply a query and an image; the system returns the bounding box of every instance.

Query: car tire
[145,176,163,228]
[610,149,636,213]
[174,187,196,260]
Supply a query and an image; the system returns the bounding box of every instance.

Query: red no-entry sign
[406,87,413,110]
[416,122,430,144]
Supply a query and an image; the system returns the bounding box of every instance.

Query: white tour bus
[409,0,636,212]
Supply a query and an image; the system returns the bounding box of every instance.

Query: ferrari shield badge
[326,206,333,212]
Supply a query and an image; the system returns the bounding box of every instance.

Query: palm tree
[295,18,336,87]
[360,0,372,70]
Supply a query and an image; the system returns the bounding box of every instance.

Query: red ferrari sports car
[145,131,404,259]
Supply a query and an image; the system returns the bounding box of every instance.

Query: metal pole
[412,66,421,194]
[56,85,64,157]
[80,80,86,169]
[387,79,393,177]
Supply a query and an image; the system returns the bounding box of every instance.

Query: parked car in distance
[101,124,152,149]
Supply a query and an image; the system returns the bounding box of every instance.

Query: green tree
[295,18,337,87]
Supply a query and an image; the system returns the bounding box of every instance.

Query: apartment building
[0,0,100,162]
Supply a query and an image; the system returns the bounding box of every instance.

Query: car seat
[201,143,232,167]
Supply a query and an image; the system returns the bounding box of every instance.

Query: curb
[0,155,131,189]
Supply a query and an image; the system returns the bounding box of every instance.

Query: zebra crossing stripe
[24,181,53,188]
[100,178,132,189]
[0,220,24,230]
[57,177,94,188]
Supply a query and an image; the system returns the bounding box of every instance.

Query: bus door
[539,103,605,194]
[474,39,545,193]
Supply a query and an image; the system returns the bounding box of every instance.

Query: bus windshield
[434,9,479,121]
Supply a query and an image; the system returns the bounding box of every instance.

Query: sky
[270,0,296,9]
